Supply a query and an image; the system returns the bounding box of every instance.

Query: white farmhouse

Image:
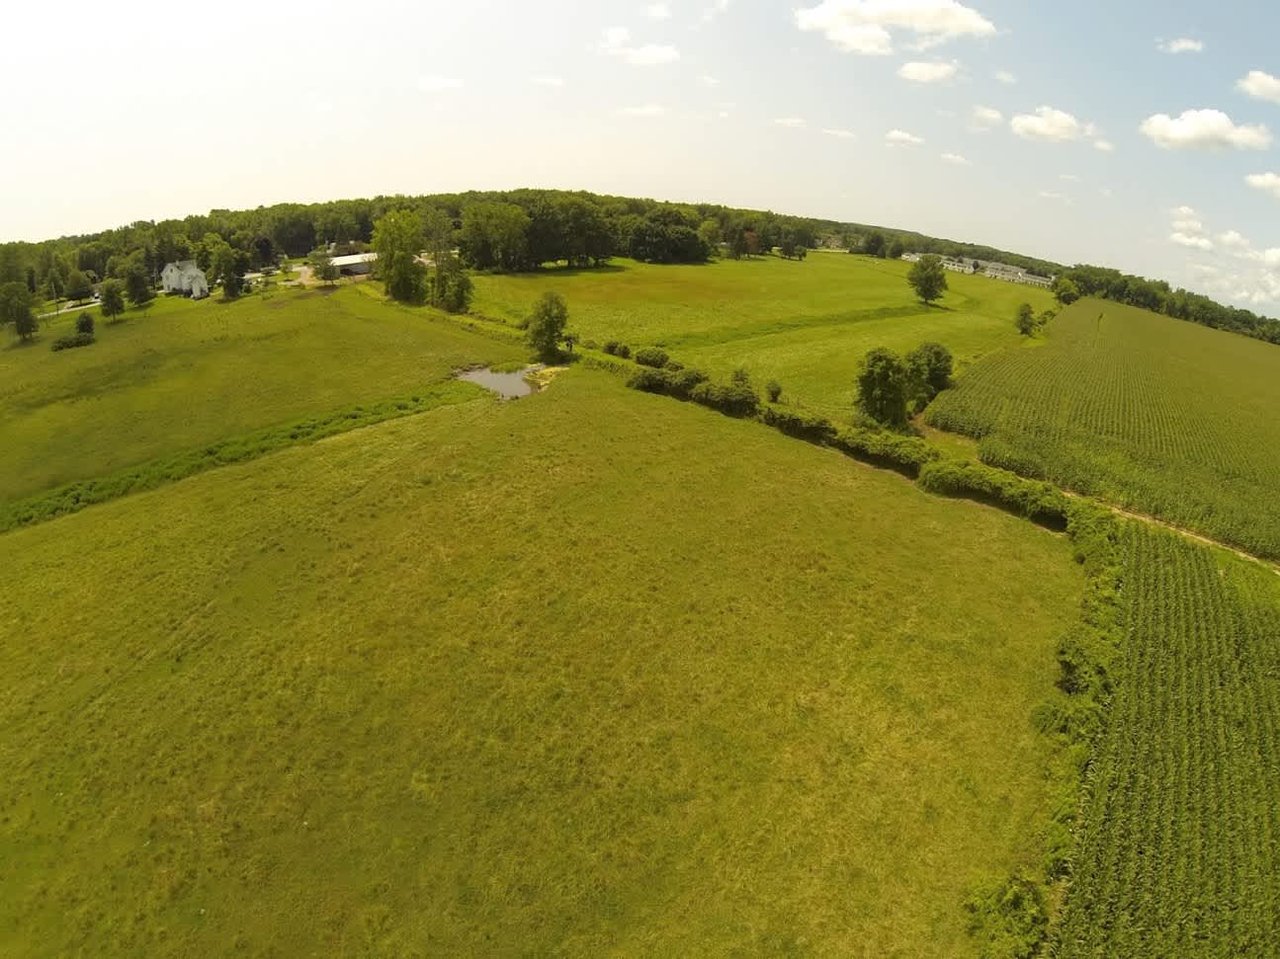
[160,261,210,299]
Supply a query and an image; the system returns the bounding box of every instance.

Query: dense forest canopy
[2,187,1276,344]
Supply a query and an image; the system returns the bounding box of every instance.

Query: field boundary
[0,380,489,535]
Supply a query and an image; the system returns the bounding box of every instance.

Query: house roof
[330,253,378,267]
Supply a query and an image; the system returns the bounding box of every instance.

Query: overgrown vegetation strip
[0,381,485,534]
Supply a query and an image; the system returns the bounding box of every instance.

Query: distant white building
[330,252,377,276]
[160,261,209,299]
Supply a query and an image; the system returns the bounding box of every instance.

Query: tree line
[1050,264,1280,345]
[0,190,846,306]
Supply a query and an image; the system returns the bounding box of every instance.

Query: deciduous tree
[1016,302,1036,336]
[372,210,428,303]
[907,254,948,304]
[526,292,569,361]
[856,347,909,428]
[99,279,125,323]
[0,282,36,340]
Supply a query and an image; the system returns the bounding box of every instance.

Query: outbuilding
[330,252,377,276]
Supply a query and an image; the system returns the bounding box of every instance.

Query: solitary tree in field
[372,210,428,304]
[907,254,948,304]
[856,347,910,428]
[0,282,37,340]
[526,292,569,361]
[76,312,95,335]
[99,279,125,323]
[1016,302,1036,336]
[862,231,887,258]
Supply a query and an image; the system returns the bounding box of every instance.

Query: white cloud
[1171,232,1214,250]
[941,151,970,164]
[774,117,807,128]
[1094,139,1115,152]
[646,2,672,19]
[822,127,856,138]
[699,74,720,86]
[1011,106,1095,143]
[795,0,996,56]
[1059,173,1081,182]
[701,0,731,21]
[1218,230,1251,251]
[600,27,680,65]
[1157,37,1203,54]
[618,103,666,117]
[1038,190,1071,203]
[417,76,463,93]
[898,60,958,83]
[1246,172,1280,199]
[532,76,565,87]
[1139,109,1271,150]
[994,69,1016,84]
[969,105,1002,131]
[886,128,924,146]
[1237,70,1280,105]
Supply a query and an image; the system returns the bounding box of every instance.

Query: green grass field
[1055,526,1280,957]
[472,255,1055,416]
[0,369,1084,957]
[926,298,1280,559]
[0,287,522,502]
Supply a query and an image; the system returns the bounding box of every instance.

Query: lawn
[926,297,1280,559]
[0,286,523,502]
[471,254,1055,416]
[0,369,1083,958]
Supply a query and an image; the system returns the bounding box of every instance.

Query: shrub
[602,340,620,355]
[766,380,782,403]
[634,347,669,368]
[75,312,95,335]
[690,381,759,418]
[916,459,1070,528]
[964,876,1049,959]
[615,343,632,359]
[761,407,836,444]
[730,367,752,387]
[626,368,673,394]
[831,427,940,477]
[51,332,95,352]
[664,359,684,372]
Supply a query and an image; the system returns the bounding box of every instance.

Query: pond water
[456,366,539,399]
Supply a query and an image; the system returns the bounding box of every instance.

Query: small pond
[456,365,540,399]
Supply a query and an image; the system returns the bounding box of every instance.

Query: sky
[4,0,1280,310]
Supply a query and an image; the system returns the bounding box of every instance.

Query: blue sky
[4,0,1280,308]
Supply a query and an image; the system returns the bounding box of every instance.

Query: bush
[626,368,673,394]
[51,332,95,352]
[766,380,782,403]
[761,407,836,444]
[916,459,1070,528]
[615,343,632,359]
[664,359,684,372]
[635,347,669,368]
[690,381,759,418]
[602,340,620,355]
[964,876,1049,959]
[75,312,95,335]
[831,427,940,477]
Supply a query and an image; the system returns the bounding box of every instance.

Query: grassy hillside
[1056,526,1280,957]
[927,298,1280,558]
[0,370,1083,958]
[472,255,1055,416]
[0,287,523,501]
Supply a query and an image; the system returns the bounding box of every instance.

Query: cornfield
[1054,526,1280,956]
[926,299,1280,559]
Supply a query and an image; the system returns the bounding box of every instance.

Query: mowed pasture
[0,286,523,502]
[927,298,1280,559]
[1056,526,1280,957]
[471,254,1055,416]
[0,370,1084,958]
